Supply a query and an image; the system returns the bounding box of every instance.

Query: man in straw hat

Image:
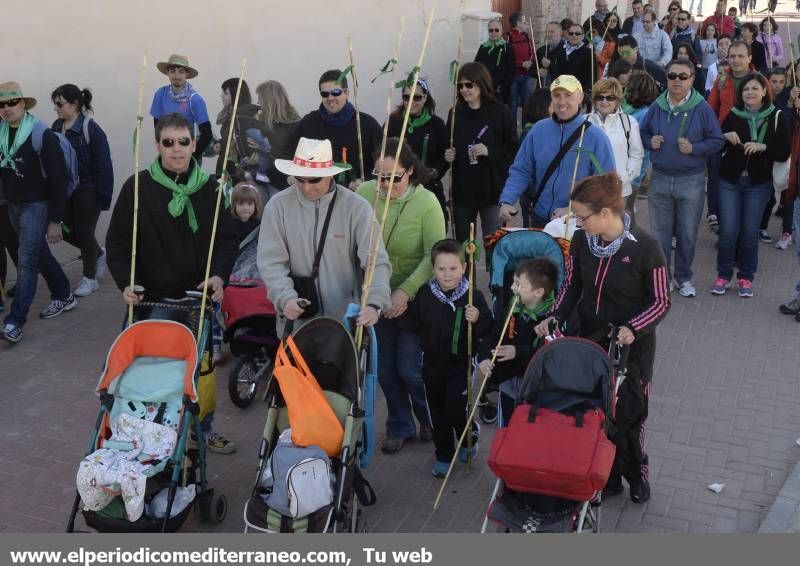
[290,70,382,190]
[498,75,615,228]
[257,137,391,332]
[105,112,239,453]
[0,81,76,344]
[150,54,213,163]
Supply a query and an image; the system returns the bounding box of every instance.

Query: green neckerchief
[407,108,432,135]
[654,89,705,137]
[481,37,507,66]
[730,104,776,144]
[512,291,555,348]
[620,98,635,116]
[0,112,37,172]
[148,157,210,233]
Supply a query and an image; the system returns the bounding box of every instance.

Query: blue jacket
[499,113,615,220]
[639,92,724,177]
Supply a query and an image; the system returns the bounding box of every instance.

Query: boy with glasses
[105,112,239,454]
[0,82,75,343]
[290,69,381,190]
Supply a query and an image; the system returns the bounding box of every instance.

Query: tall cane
[348,37,365,183]
[564,124,587,239]
[196,59,247,343]
[127,54,148,326]
[362,20,405,338]
[446,34,463,237]
[464,223,478,470]
[527,16,542,88]
[790,22,799,88]
[433,294,519,510]
[355,8,436,349]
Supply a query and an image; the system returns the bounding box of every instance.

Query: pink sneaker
[710,278,731,295]
[738,278,753,298]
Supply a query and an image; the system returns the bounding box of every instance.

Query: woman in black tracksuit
[536,172,670,505]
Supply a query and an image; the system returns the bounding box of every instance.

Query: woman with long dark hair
[536,172,670,504]
[387,79,449,227]
[51,84,114,297]
[444,62,518,243]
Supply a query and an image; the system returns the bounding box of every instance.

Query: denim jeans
[509,75,533,121]
[5,201,70,328]
[453,205,500,244]
[717,177,772,281]
[375,317,430,439]
[706,151,721,218]
[648,170,706,284]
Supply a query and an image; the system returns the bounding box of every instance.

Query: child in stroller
[223,183,279,407]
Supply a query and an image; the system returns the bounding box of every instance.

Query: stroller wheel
[212,493,228,523]
[478,401,498,425]
[228,355,260,409]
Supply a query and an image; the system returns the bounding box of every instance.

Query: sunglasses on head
[160,137,192,148]
[320,88,344,98]
[0,98,22,109]
[594,94,618,102]
[402,93,424,101]
[457,81,475,90]
[568,31,584,36]
[295,176,324,184]
[371,168,407,183]
[667,72,692,80]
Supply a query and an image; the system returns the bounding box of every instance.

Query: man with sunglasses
[549,24,594,94]
[634,11,673,69]
[0,82,75,343]
[106,112,239,453]
[671,10,697,55]
[475,19,515,105]
[290,69,381,191]
[150,54,212,163]
[257,137,390,333]
[639,59,724,298]
[616,35,668,92]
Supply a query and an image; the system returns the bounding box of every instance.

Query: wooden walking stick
[464,223,478,470]
[196,58,247,343]
[127,53,148,326]
[790,21,799,88]
[355,7,436,350]
[526,16,542,88]
[347,37,366,183]
[446,34,462,237]
[433,294,519,510]
[564,124,587,239]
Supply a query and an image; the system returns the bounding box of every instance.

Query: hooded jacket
[257,182,391,326]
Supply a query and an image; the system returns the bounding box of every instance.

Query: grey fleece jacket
[257,183,392,327]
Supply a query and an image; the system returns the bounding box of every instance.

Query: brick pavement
[1,199,799,533]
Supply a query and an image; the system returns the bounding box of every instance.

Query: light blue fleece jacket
[499,113,615,220]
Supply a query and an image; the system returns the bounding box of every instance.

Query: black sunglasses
[457,81,475,90]
[594,94,618,102]
[667,72,692,80]
[320,88,344,98]
[402,93,424,101]
[160,137,192,147]
[371,168,407,183]
[295,176,324,184]
[568,31,584,36]
[53,101,67,108]
[0,98,22,109]
[488,28,501,32]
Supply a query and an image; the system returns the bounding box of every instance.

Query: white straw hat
[275,138,352,177]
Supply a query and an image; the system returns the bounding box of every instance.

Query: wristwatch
[368,304,383,317]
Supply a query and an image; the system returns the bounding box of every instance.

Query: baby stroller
[484,328,628,533]
[243,304,378,533]
[222,281,279,408]
[479,228,568,424]
[67,294,227,532]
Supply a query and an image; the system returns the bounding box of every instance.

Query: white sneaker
[73,277,99,297]
[775,233,792,250]
[95,248,107,279]
[677,281,696,298]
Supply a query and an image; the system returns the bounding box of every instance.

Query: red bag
[488,404,616,501]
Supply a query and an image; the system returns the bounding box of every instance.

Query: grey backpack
[261,429,333,518]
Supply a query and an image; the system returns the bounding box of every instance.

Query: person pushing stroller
[401,239,493,478]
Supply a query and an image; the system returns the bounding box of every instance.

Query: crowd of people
[2,0,799,507]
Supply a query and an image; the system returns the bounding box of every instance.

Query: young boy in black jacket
[403,239,493,478]
[478,258,559,426]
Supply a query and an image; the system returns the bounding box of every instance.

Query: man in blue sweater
[498,75,615,227]
[639,59,724,298]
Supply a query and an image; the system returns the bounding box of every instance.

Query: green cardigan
[357,181,446,298]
